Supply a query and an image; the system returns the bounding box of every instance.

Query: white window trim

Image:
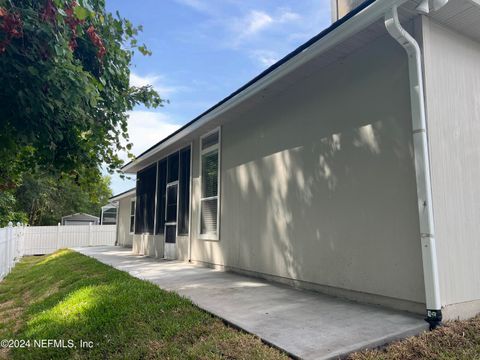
[198,127,221,241]
[129,198,136,235]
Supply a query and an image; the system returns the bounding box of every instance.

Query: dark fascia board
[122,0,376,171]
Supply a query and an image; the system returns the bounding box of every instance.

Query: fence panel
[0,224,116,279]
[0,227,8,280]
[21,224,116,256]
[91,225,116,246]
[0,223,23,280]
[0,224,117,277]
[23,226,58,256]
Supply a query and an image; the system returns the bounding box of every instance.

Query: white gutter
[123,0,410,173]
[385,6,442,328]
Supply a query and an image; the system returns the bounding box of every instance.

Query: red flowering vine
[86,25,106,59]
[65,1,83,51]
[3,0,107,59]
[0,7,23,53]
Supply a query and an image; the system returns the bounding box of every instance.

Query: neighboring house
[100,204,118,225]
[109,188,136,248]
[61,213,99,226]
[114,0,480,326]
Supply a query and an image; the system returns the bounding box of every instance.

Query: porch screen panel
[155,159,167,234]
[167,152,179,183]
[178,146,191,235]
[135,164,157,234]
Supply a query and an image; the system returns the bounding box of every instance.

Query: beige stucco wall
[188,33,426,312]
[132,234,187,259]
[116,196,134,247]
[174,235,188,261]
[133,234,163,258]
[422,18,480,317]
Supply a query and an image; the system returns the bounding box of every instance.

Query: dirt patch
[348,315,480,360]
[0,301,15,312]
[0,346,10,360]
[0,307,24,334]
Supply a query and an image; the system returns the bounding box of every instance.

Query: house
[114,0,480,327]
[109,188,136,247]
[61,213,99,225]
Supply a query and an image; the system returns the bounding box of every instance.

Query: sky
[106,0,332,195]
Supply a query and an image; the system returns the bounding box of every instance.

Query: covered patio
[75,246,427,360]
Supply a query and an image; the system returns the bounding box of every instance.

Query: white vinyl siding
[199,128,220,240]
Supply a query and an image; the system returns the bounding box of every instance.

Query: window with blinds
[199,129,220,239]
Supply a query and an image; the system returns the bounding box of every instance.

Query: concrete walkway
[75,246,428,360]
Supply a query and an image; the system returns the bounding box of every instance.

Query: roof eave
[109,188,136,201]
[122,0,410,174]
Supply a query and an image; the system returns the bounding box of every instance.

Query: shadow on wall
[217,34,426,303]
[166,32,431,305]
[224,115,423,301]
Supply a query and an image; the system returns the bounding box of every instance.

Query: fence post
[17,223,24,259]
[88,223,92,246]
[57,223,61,250]
[7,222,13,273]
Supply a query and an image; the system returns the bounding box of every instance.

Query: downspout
[384,6,442,329]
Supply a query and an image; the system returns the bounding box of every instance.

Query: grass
[0,249,288,360]
[347,316,480,360]
[2,251,480,360]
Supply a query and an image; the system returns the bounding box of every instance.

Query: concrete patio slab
[74,246,428,360]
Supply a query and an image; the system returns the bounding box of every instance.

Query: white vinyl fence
[0,223,25,280]
[0,223,116,280]
[23,224,116,255]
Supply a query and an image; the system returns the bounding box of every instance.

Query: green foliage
[0,191,28,226]
[0,250,287,359]
[0,0,164,190]
[12,171,112,225]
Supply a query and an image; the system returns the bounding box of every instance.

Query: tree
[0,191,28,226]
[0,0,163,191]
[13,171,112,226]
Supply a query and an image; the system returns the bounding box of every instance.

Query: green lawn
[2,250,480,360]
[348,315,480,360]
[0,250,288,360]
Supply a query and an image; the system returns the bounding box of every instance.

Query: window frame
[198,127,221,241]
[129,198,136,235]
[177,145,192,236]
